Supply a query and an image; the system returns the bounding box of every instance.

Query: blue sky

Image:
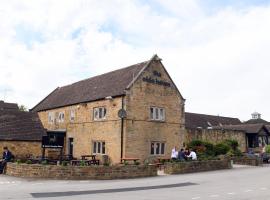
[1,0,270,121]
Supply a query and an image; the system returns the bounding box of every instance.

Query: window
[150,107,165,121]
[93,107,107,120]
[150,142,165,155]
[70,109,75,122]
[58,112,65,123]
[48,112,55,123]
[93,141,105,154]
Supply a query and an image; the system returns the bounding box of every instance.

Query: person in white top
[171,146,178,160]
[187,149,197,160]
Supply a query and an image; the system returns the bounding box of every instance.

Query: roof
[0,103,46,141]
[0,101,18,110]
[32,60,149,112]
[244,118,270,124]
[220,124,269,134]
[185,112,242,129]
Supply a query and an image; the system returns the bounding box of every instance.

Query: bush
[61,161,69,166]
[265,145,270,153]
[187,140,215,156]
[25,160,32,164]
[224,139,239,151]
[135,161,140,165]
[214,143,230,156]
[41,160,48,165]
[80,161,86,166]
[16,159,22,164]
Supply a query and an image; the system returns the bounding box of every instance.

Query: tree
[19,105,28,112]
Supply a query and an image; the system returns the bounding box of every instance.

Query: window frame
[92,141,106,155]
[150,141,165,155]
[93,107,107,121]
[48,112,55,124]
[70,109,75,122]
[150,107,165,121]
[58,112,65,123]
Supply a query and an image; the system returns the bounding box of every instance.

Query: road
[0,165,270,200]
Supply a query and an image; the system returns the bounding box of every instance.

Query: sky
[0,0,270,121]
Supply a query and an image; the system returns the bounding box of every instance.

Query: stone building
[0,101,45,158]
[32,55,186,163]
[184,112,247,152]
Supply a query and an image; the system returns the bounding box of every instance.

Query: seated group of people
[0,147,13,174]
[171,147,197,161]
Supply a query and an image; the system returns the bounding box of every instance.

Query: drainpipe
[120,96,124,163]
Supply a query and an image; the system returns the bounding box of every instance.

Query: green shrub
[265,145,270,153]
[214,143,230,156]
[61,161,69,166]
[16,159,22,164]
[123,161,128,166]
[41,160,48,165]
[135,161,140,165]
[25,160,32,164]
[187,140,215,156]
[224,139,239,151]
[80,161,86,166]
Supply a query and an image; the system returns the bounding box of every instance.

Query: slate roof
[0,101,18,110]
[185,112,241,129]
[219,124,269,134]
[0,103,46,141]
[244,118,270,124]
[32,61,149,112]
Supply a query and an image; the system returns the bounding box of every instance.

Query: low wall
[6,163,157,180]
[232,156,263,166]
[164,159,232,174]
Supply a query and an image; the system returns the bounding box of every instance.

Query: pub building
[31,55,186,163]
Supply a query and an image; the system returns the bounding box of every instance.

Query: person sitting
[187,148,197,160]
[171,146,178,161]
[177,148,186,161]
[0,147,13,174]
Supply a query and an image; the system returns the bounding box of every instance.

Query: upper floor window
[70,110,75,122]
[150,107,165,121]
[93,107,107,120]
[93,141,105,154]
[48,112,55,124]
[58,112,65,123]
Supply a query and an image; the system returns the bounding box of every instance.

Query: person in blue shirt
[178,148,186,161]
[0,147,13,174]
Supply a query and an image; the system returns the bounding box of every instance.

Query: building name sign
[142,70,171,87]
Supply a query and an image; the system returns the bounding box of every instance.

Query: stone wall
[232,156,263,166]
[6,163,157,180]
[185,129,247,152]
[164,159,232,174]
[0,141,42,159]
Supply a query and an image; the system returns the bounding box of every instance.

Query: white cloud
[0,0,270,121]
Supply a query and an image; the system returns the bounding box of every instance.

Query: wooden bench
[81,155,100,165]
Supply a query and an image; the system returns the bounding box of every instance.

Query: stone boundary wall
[185,129,247,152]
[6,163,157,180]
[164,159,232,174]
[232,157,263,166]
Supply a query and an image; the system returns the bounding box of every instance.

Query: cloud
[0,0,270,121]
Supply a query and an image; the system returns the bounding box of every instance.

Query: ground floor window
[150,142,165,155]
[93,141,105,154]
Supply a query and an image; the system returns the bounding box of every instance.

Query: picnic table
[81,155,100,165]
[121,157,140,164]
[157,157,171,163]
[70,160,92,166]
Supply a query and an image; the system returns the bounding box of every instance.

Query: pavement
[1,164,270,200]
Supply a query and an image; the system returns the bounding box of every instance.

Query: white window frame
[58,112,65,123]
[92,141,106,154]
[70,109,75,122]
[150,107,165,121]
[150,142,165,155]
[93,107,107,121]
[48,112,55,124]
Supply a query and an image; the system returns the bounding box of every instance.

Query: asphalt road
[1,165,270,200]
